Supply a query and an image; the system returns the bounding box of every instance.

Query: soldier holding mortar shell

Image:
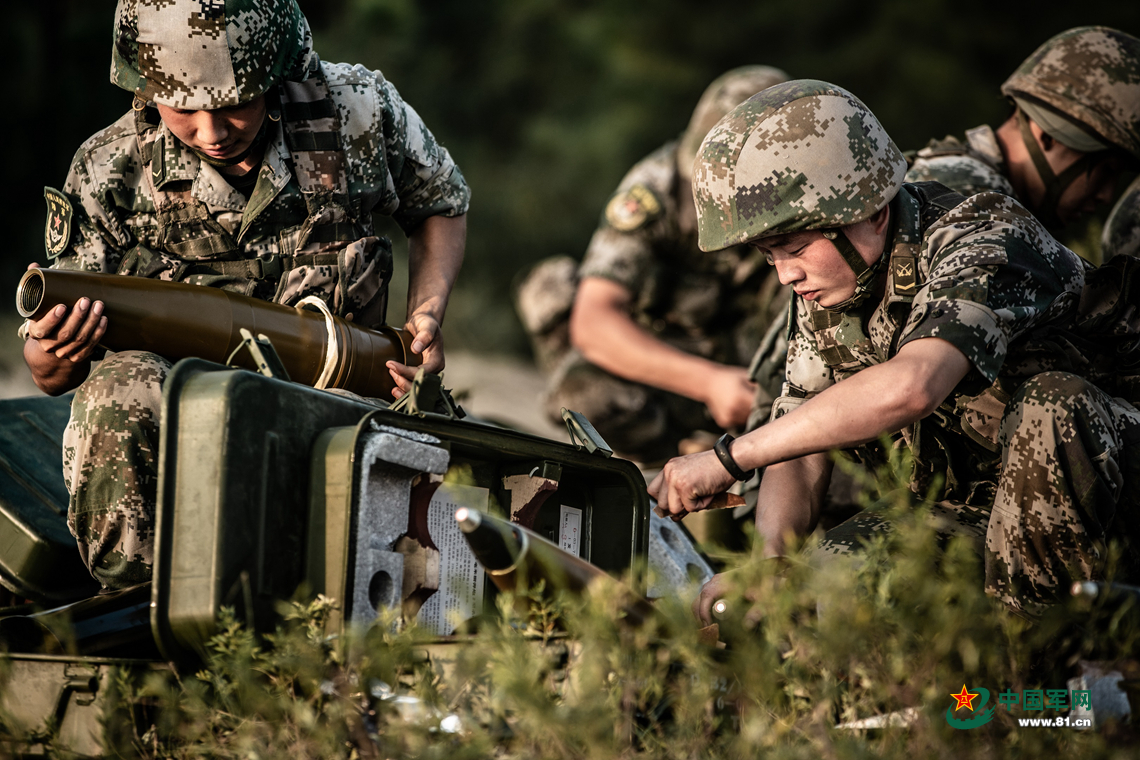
[19,0,469,591]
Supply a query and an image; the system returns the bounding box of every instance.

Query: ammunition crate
[152,360,650,657]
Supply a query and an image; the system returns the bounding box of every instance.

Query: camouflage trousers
[63,351,170,590]
[816,372,1140,616]
[545,351,719,463]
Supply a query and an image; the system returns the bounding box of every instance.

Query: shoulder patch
[604,183,663,232]
[891,255,919,297]
[44,187,73,259]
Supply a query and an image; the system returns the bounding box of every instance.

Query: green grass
[96,452,1140,758]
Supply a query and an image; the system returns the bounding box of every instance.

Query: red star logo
[52,215,61,230]
[951,684,979,712]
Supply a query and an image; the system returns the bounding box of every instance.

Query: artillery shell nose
[455,507,481,532]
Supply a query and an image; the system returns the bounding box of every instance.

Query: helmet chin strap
[1016,108,1099,229]
[821,227,887,312]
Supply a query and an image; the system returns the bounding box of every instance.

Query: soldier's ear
[868,203,891,236]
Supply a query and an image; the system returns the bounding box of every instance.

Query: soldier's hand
[694,569,762,627]
[703,365,757,429]
[22,264,108,396]
[26,292,107,364]
[648,449,736,521]
[386,312,444,399]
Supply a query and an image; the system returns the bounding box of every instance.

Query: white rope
[295,296,339,389]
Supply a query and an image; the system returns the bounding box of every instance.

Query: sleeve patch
[604,184,663,232]
[44,187,73,258]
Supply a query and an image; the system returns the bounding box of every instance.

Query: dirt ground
[0,319,39,400]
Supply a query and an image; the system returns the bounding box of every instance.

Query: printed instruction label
[559,505,583,556]
[416,483,488,636]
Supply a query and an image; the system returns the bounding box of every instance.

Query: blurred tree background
[4,0,1139,358]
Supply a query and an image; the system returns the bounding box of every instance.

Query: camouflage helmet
[1001,26,1140,161]
[693,79,906,253]
[677,66,790,181]
[111,0,315,110]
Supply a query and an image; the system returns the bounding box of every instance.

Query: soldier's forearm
[731,338,971,475]
[570,278,726,403]
[406,214,467,325]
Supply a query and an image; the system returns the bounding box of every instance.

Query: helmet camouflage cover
[111,0,314,110]
[677,65,790,181]
[693,79,906,252]
[1002,26,1140,160]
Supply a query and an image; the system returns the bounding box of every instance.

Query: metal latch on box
[389,368,465,420]
[226,328,291,381]
[561,408,612,457]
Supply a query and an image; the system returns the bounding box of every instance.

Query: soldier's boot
[63,351,171,590]
[986,371,1140,617]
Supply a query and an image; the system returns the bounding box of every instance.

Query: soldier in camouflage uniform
[649,80,1140,622]
[906,27,1140,252]
[743,26,1140,458]
[514,67,789,462]
[21,0,470,590]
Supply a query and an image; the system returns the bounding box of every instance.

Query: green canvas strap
[189,251,341,281]
[278,60,350,201]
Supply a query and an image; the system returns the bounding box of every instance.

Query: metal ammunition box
[0,357,652,755]
[151,359,649,657]
[308,408,651,633]
[150,359,377,661]
[0,654,169,759]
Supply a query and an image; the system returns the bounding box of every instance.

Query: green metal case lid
[0,394,99,604]
[150,359,379,663]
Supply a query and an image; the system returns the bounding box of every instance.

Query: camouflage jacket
[578,141,778,366]
[904,125,1016,199]
[906,124,1140,261]
[777,183,1089,502]
[1104,175,1140,260]
[46,57,469,329]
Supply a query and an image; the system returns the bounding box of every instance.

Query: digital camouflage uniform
[515,67,789,462]
[905,126,1014,198]
[694,80,1140,616]
[906,130,1140,263]
[541,142,785,461]
[1103,175,1140,260]
[906,26,1140,257]
[47,0,469,589]
[778,186,1140,616]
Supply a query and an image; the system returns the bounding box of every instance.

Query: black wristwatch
[713,433,755,481]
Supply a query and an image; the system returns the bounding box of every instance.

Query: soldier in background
[21,0,469,590]
[906,26,1140,256]
[515,67,788,463]
[650,80,1140,623]
[743,26,1140,443]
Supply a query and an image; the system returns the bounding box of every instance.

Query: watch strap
[713,433,755,482]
